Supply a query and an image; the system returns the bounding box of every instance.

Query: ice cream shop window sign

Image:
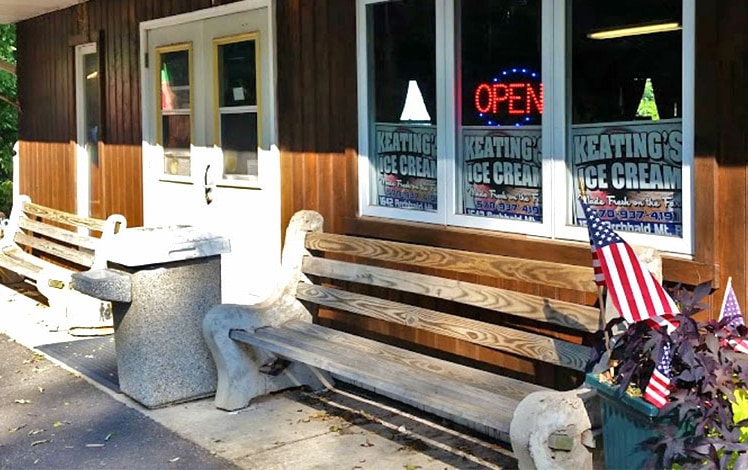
[474,68,543,127]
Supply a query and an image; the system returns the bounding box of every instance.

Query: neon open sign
[474,68,543,127]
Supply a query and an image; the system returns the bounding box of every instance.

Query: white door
[142,7,280,304]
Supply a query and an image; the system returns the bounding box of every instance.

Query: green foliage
[0,24,17,217]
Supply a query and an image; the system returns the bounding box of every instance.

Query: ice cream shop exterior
[3,0,747,386]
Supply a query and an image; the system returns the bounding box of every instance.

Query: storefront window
[357,0,693,253]
[570,0,683,238]
[366,0,437,212]
[458,0,543,222]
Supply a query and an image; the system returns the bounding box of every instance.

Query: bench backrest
[281,211,602,385]
[6,195,127,269]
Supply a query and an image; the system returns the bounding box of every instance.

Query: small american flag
[644,341,672,408]
[719,277,748,354]
[579,197,680,324]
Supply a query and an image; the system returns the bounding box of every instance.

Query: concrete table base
[111,256,221,408]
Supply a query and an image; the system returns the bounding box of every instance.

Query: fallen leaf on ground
[105,433,114,441]
[14,399,31,404]
[169,457,180,463]
[8,424,27,433]
[28,429,45,436]
[30,439,50,447]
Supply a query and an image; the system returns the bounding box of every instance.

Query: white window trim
[356,0,695,255]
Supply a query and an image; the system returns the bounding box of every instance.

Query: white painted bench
[0,195,126,330]
[203,210,601,464]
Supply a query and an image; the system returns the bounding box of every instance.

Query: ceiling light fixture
[587,22,681,40]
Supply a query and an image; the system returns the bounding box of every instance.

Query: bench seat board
[231,320,549,440]
[295,282,592,372]
[302,256,601,333]
[305,232,598,293]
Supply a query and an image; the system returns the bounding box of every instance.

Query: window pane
[571,0,683,238]
[458,0,543,222]
[159,48,191,177]
[218,40,257,107]
[160,50,190,111]
[220,112,258,179]
[368,0,437,212]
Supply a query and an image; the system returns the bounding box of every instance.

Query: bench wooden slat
[23,201,109,232]
[302,256,601,333]
[305,231,598,293]
[19,217,99,251]
[0,246,45,279]
[14,232,95,268]
[231,321,537,440]
[295,282,591,372]
[281,319,548,400]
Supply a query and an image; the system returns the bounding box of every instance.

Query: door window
[214,34,260,182]
[156,44,193,177]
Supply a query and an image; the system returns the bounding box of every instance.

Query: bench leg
[203,303,327,411]
[510,388,600,470]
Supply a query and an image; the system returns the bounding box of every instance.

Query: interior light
[86,71,99,80]
[587,22,681,40]
[399,80,431,122]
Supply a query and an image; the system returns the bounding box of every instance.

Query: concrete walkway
[0,284,517,469]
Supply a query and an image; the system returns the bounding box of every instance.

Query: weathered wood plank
[305,232,598,293]
[302,256,601,333]
[19,217,99,252]
[231,321,535,441]
[282,319,548,400]
[23,202,109,232]
[0,247,44,279]
[295,283,591,372]
[14,233,95,268]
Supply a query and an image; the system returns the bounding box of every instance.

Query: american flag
[719,277,748,354]
[579,197,680,324]
[644,341,672,408]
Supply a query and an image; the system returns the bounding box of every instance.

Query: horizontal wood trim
[19,218,99,252]
[14,232,95,268]
[295,282,591,372]
[305,232,599,293]
[23,202,108,232]
[344,216,718,287]
[302,256,601,333]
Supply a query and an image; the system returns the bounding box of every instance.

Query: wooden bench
[0,195,127,329]
[203,210,602,446]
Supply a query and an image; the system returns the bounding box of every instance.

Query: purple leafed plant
[589,281,748,469]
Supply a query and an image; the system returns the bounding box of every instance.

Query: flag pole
[578,179,607,328]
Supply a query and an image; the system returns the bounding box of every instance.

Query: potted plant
[586,281,748,469]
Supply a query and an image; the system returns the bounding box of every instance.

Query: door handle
[204,164,214,205]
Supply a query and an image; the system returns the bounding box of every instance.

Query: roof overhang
[0,1,80,24]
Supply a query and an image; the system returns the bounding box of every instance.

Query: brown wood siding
[17,141,76,212]
[277,0,359,236]
[713,1,748,312]
[16,0,247,226]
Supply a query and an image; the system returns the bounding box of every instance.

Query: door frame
[138,0,277,224]
[74,42,98,219]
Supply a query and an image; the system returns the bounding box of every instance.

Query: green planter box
[586,373,661,470]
